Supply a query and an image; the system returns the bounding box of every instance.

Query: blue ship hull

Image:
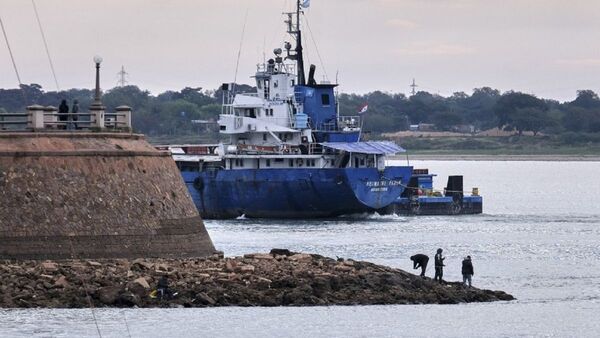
[181,166,413,219]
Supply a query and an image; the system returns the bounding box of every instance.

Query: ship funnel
[308,64,317,86]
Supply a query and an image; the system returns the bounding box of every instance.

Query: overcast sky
[1,0,599,101]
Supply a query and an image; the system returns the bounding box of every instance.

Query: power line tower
[410,78,418,96]
[117,65,129,87]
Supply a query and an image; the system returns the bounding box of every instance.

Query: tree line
[2,84,600,138]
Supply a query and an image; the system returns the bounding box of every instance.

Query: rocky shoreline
[0,249,514,308]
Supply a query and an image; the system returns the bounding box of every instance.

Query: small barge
[380,170,482,216]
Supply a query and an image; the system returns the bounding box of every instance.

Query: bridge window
[263,133,267,141]
[321,94,330,106]
[264,80,270,98]
[266,159,271,167]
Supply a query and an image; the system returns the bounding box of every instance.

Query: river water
[1,161,600,337]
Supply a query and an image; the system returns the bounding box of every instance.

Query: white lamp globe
[93,55,103,64]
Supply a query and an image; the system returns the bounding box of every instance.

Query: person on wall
[58,100,69,129]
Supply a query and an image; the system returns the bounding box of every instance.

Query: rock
[288,254,312,262]
[133,277,150,289]
[97,286,122,305]
[225,259,236,272]
[126,281,148,299]
[155,264,169,272]
[270,248,293,256]
[87,261,102,267]
[237,265,255,273]
[118,292,141,307]
[334,265,354,272]
[195,292,216,305]
[131,259,153,270]
[126,270,134,278]
[54,276,69,288]
[40,262,58,272]
[251,254,274,260]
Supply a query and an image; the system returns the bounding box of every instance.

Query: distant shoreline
[391,154,600,162]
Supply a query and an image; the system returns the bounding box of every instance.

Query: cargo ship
[160,0,482,219]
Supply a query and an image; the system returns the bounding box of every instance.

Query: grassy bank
[386,134,600,156]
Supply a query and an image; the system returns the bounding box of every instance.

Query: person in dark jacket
[410,254,429,277]
[462,255,474,287]
[157,275,170,300]
[58,100,69,129]
[70,100,79,129]
[434,248,445,283]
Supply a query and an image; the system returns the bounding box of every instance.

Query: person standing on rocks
[462,255,474,287]
[434,248,445,283]
[410,254,429,277]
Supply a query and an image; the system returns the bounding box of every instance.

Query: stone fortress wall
[0,132,216,259]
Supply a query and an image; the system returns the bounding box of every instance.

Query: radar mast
[284,0,306,85]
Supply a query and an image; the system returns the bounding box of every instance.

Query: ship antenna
[233,8,249,94]
[295,0,306,85]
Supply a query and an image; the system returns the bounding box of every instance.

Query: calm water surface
[1,161,600,337]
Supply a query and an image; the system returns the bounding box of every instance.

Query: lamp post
[89,55,105,129]
[90,55,104,109]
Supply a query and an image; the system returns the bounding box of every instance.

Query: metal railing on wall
[0,105,132,132]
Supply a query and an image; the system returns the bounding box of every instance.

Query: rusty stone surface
[0,132,217,259]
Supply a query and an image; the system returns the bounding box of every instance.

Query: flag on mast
[301,0,310,8]
[358,104,368,114]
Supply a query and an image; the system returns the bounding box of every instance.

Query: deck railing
[0,105,132,131]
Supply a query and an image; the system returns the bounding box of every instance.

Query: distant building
[452,124,476,134]
[409,123,436,132]
[418,123,436,131]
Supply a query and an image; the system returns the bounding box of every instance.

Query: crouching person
[410,254,429,277]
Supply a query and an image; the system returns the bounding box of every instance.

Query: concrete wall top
[0,133,157,153]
